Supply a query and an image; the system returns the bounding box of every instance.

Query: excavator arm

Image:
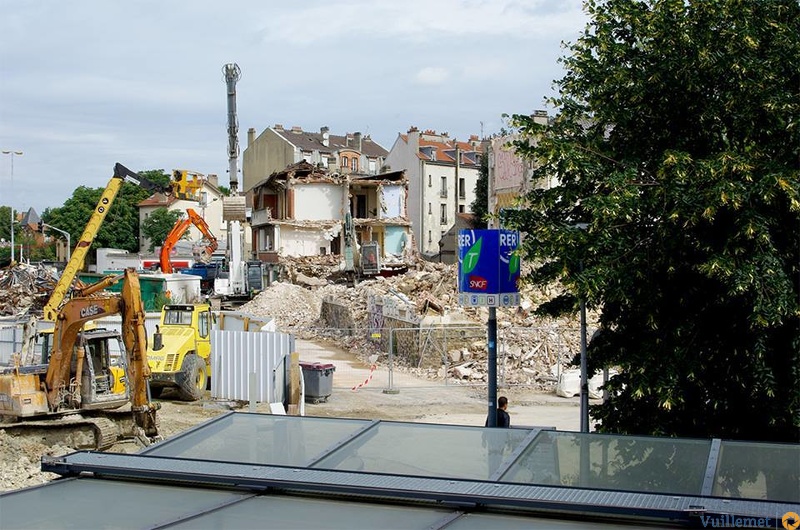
[186,208,218,260]
[43,269,159,441]
[160,208,218,273]
[43,164,171,322]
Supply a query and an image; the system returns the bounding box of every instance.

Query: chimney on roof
[207,174,219,187]
[248,127,256,146]
[533,110,549,125]
[321,126,330,147]
[354,132,362,151]
[274,124,284,131]
[291,125,302,133]
[408,127,420,150]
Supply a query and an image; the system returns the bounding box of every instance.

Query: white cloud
[415,67,450,86]
[254,0,585,45]
[0,0,589,213]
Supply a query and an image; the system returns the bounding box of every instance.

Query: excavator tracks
[1,415,122,451]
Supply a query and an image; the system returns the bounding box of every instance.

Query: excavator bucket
[222,195,247,222]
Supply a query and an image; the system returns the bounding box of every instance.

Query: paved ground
[295,338,586,431]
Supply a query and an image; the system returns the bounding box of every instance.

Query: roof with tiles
[400,130,483,166]
[272,125,389,158]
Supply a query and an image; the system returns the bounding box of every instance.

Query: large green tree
[141,207,186,252]
[470,151,489,228]
[42,169,172,254]
[507,0,799,442]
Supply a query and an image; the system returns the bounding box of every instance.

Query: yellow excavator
[0,163,193,448]
[0,269,160,448]
[43,163,198,322]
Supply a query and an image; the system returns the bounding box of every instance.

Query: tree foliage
[42,168,172,254]
[141,207,185,252]
[0,206,17,244]
[470,152,489,228]
[506,0,799,442]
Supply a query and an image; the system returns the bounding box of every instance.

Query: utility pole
[2,150,22,262]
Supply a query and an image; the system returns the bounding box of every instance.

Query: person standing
[485,396,511,428]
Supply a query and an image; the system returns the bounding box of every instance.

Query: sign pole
[487,306,498,427]
[457,229,520,429]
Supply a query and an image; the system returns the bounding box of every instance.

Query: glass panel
[146,413,371,467]
[169,493,451,529]
[0,478,243,529]
[501,431,711,496]
[313,422,532,480]
[713,440,800,503]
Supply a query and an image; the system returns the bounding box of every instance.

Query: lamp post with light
[2,150,23,262]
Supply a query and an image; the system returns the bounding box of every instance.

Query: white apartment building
[383,128,483,256]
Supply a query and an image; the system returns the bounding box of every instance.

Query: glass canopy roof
[143,412,799,503]
[1,411,796,529]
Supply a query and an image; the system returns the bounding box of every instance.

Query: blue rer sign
[457,229,521,307]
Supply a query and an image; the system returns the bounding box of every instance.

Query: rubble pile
[0,264,58,317]
[0,429,70,491]
[240,256,585,390]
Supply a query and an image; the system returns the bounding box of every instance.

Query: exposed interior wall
[381,185,404,218]
[280,226,334,257]
[293,184,343,220]
[383,226,407,256]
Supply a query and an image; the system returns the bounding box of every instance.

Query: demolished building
[248,161,413,270]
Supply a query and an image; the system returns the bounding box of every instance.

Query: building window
[440,177,447,198]
[341,156,349,168]
[459,178,466,199]
[428,203,432,214]
[428,174,432,187]
[369,159,376,173]
[440,204,448,224]
[351,157,358,171]
[428,230,432,243]
[459,205,465,213]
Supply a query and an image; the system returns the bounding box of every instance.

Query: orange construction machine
[160,208,218,274]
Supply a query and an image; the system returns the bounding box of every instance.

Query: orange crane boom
[160,208,218,274]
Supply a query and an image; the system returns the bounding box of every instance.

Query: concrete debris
[0,429,70,491]
[0,263,59,317]
[239,255,591,391]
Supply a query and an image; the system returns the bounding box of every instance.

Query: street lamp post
[570,222,590,434]
[2,150,23,262]
[42,222,72,262]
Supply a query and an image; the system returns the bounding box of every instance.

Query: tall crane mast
[220,62,249,298]
[223,63,241,195]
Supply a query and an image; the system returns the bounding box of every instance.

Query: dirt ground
[0,339,583,493]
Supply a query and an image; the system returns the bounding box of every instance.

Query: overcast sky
[0,0,587,214]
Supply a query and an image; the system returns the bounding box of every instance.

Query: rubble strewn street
[241,255,587,389]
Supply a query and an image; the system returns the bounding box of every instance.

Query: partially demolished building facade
[249,161,412,265]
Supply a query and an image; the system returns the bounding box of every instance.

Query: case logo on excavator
[80,305,103,318]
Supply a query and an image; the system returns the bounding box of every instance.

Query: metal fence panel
[211,330,294,403]
[0,323,25,365]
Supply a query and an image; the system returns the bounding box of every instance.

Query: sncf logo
[469,275,488,291]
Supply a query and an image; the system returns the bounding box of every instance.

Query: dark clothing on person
[485,408,511,428]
